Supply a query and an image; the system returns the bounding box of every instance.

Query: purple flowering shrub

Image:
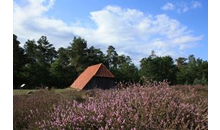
[13,89,86,130]
[32,85,207,130]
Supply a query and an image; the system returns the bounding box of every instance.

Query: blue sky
[13,0,208,66]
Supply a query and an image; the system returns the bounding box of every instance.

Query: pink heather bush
[31,85,208,130]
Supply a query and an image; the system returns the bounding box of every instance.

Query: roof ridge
[94,63,102,76]
[71,63,114,89]
[95,64,114,78]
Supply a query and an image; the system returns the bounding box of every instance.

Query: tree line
[13,34,208,89]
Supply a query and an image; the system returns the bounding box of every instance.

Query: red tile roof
[70,63,114,90]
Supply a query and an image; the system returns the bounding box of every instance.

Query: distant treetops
[13,34,208,89]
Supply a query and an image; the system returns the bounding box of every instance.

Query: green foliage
[193,77,208,85]
[22,36,57,88]
[106,45,118,68]
[68,36,88,74]
[140,54,177,84]
[111,62,139,83]
[36,36,57,64]
[87,46,108,67]
[50,60,76,88]
[49,47,76,88]
[13,34,27,89]
[176,57,187,69]
[107,48,139,83]
[176,55,208,85]
[13,34,208,88]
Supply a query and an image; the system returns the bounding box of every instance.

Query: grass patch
[13,89,38,95]
[13,88,86,130]
[13,87,79,95]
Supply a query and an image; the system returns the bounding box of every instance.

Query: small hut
[70,63,115,90]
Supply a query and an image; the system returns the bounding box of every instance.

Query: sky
[13,0,208,66]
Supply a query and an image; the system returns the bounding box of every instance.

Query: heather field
[13,84,208,130]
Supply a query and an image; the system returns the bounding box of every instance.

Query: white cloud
[172,35,203,45]
[162,1,202,13]
[171,35,203,50]
[161,3,175,10]
[13,0,74,48]
[13,0,203,66]
[191,1,202,9]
